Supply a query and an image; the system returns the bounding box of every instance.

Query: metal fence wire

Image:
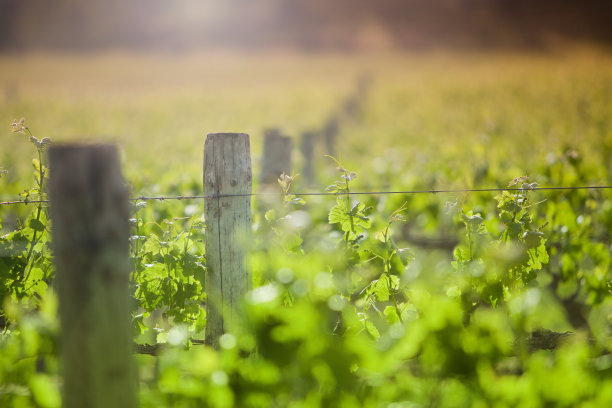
[1,185,612,206]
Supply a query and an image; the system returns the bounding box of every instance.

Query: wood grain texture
[204,133,252,348]
[49,144,137,408]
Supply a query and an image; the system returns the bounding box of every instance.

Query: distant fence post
[203,133,252,348]
[300,130,315,185]
[260,128,292,185]
[49,144,137,408]
[323,116,339,156]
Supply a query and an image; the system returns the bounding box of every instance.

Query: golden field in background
[1,49,611,195]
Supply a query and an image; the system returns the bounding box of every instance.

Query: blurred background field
[2,49,612,195]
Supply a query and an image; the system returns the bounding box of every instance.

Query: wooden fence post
[49,144,137,408]
[323,116,339,156]
[260,128,292,185]
[300,130,315,185]
[203,133,252,348]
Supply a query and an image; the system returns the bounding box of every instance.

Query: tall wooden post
[204,133,252,347]
[49,144,137,408]
[300,130,315,185]
[324,116,339,156]
[260,128,292,185]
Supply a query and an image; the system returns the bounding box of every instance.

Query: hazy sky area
[1,0,611,52]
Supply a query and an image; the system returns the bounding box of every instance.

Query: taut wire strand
[2,185,612,206]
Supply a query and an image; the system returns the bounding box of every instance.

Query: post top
[49,142,118,151]
[206,133,249,138]
[48,143,120,162]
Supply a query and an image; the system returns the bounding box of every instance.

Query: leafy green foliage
[326,158,373,246]
[1,120,53,330]
[451,181,551,320]
[131,209,207,336]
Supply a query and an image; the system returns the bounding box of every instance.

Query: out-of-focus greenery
[1,50,611,407]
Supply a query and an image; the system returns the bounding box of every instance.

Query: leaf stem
[22,149,46,284]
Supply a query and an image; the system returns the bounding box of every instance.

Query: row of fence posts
[260,73,371,187]
[48,77,370,407]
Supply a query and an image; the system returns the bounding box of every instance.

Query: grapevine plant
[452,178,550,321]
[1,119,53,329]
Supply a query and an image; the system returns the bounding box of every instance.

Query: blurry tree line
[0,0,611,51]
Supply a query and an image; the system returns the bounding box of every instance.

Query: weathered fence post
[49,144,137,408]
[300,130,315,185]
[260,128,292,185]
[323,116,339,156]
[204,133,252,348]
